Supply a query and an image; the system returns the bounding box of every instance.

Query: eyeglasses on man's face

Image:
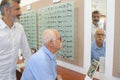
[96,33,105,36]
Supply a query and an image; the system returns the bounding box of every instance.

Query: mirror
[91,0,107,73]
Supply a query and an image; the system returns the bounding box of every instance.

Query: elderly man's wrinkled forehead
[95,28,105,35]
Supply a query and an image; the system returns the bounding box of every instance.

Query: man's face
[53,33,62,51]
[95,29,105,44]
[8,2,21,22]
[92,13,101,24]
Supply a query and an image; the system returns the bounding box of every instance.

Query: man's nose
[18,10,22,16]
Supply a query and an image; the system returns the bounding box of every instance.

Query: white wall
[20,0,39,6]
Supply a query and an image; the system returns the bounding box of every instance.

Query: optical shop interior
[0,0,120,80]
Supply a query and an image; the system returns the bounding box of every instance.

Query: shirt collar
[0,18,16,29]
[41,45,55,60]
[0,18,7,29]
[95,41,105,49]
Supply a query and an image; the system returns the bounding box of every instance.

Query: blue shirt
[91,40,106,61]
[21,45,57,80]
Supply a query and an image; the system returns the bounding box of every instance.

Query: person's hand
[57,74,63,80]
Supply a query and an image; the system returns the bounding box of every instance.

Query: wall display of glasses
[38,1,74,60]
[20,10,37,49]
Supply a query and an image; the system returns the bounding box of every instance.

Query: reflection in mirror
[91,28,106,73]
[91,0,106,73]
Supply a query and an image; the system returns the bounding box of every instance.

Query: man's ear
[49,40,54,47]
[4,7,10,15]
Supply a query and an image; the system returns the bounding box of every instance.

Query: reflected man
[91,28,106,61]
[91,10,105,41]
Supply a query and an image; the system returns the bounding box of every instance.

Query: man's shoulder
[27,48,49,67]
[29,48,45,60]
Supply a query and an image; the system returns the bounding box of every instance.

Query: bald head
[42,29,61,45]
[42,29,62,53]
